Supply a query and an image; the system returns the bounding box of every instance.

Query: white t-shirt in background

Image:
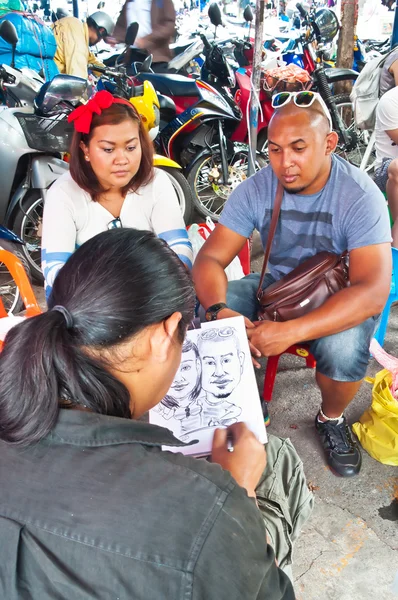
[375,86,398,169]
[126,0,152,48]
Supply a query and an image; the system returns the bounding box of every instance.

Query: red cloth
[67,90,132,134]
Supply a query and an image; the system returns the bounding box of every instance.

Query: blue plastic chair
[373,248,398,346]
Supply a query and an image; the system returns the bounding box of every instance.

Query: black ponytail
[0,229,195,445]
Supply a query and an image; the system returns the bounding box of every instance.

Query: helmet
[87,11,115,37]
[313,8,339,43]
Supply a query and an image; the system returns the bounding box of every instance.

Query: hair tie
[52,305,74,330]
[67,90,133,135]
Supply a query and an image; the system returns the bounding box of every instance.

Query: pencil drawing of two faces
[163,327,245,409]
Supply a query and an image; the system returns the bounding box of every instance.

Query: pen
[227,433,234,453]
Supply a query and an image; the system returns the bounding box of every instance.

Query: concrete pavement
[250,241,398,599]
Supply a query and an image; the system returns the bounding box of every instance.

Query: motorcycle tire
[0,239,31,314]
[157,166,194,225]
[12,189,44,284]
[332,94,374,172]
[187,150,267,221]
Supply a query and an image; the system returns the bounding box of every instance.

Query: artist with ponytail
[0,229,312,599]
[41,90,192,300]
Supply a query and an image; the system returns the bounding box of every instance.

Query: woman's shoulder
[48,171,90,204]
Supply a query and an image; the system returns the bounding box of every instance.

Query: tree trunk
[335,0,358,96]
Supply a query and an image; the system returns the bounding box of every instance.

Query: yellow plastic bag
[353,370,398,466]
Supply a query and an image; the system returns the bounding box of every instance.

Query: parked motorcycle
[92,59,195,223]
[0,224,30,314]
[216,3,368,169]
[131,53,266,219]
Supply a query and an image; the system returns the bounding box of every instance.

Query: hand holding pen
[211,422,266,499]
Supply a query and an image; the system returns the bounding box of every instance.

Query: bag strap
[257,182,283,297]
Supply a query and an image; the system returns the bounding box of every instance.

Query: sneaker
[315,414,362,477]
[261,400,271,427]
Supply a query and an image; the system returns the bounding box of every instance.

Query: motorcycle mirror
[208,3,222,27]
[0,20,18,47]
[125,22,139,46]
[243,5,253,22]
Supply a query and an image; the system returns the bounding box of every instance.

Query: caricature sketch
[197,327,243,427]
[149,316,267,456]
[154,339,203,435]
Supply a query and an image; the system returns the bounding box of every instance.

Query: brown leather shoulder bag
[257,183,349,322]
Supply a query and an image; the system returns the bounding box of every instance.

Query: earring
[85,155,89,161]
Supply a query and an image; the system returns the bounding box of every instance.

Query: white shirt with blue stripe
[42,168,193,299]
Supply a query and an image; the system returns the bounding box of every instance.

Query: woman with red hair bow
[41,90,192,300]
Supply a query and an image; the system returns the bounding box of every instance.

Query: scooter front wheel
[187,150,267,221]
[157,166,194,225]
[0,239,30,314]
[12,190,44,283]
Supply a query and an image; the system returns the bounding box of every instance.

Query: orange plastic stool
[0,248,41,351]
[263,343,316,402]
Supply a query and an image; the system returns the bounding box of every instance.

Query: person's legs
[309,314,379,477]
[386,158,398,248]
[226,273,275,321]
[256,434,314,580]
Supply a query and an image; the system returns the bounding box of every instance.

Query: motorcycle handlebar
[0,65,14,83]
[130,83,144,98]
[88,64,126,78]
[296,3,308,18]
[231,38,251,50]
[200,33,212,50]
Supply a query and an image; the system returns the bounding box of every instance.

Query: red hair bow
[68,90,132,135]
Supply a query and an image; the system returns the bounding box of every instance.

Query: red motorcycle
[227,3,364,166]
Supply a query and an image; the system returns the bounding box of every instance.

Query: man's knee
[310,316,378,381]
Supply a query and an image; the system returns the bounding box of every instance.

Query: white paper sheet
[150,316,267,456]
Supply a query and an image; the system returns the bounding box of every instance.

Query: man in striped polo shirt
[193,94,392,478]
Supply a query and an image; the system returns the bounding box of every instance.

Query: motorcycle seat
[137,73,199,97]
[324,67,358,83]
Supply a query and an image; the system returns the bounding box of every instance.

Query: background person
[52,11,114,78]
[380,44,398,96]
[0,227,313,598]
[112,0,176,72]
[193,93,391,478]
[374,85,398,247]
[41,90,192,299]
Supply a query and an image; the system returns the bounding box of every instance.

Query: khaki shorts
[256,435,314,579]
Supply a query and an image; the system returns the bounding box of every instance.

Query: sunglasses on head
[271,91,333,132]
